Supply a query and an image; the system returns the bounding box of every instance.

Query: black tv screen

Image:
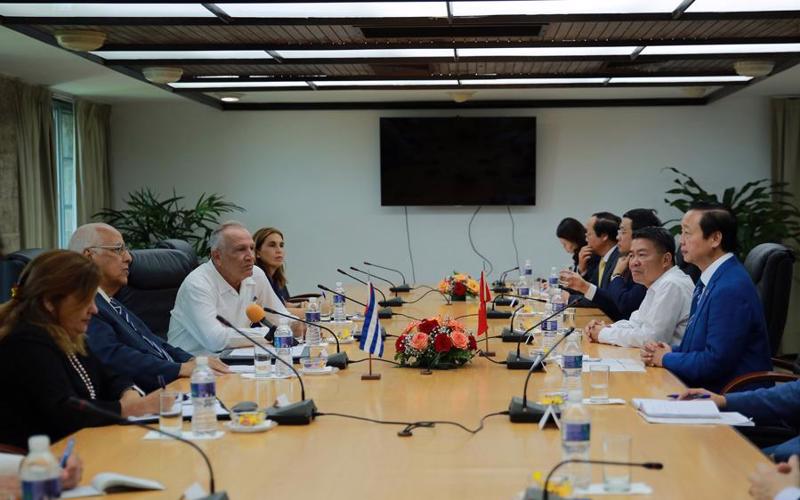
[380,117,536,206]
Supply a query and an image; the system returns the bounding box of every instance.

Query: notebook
[61,473,164,498]
[632,398,720,419]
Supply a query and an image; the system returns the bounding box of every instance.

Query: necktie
[690,281,706,316]
[680,280,706,352]
[598,259,606,287]
[109,298,174,362]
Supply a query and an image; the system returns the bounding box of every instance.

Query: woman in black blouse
[556,217,588,272]
[254,227,305,316]
[0,250,160,450]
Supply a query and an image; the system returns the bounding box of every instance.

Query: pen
[667,393,711,399]
[59,438,75,468]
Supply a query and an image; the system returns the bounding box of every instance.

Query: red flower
[467,335,478,351]
[453,281,467,296]
[395,334,406,353]
[418,318,440,334]
[434,333,452,353]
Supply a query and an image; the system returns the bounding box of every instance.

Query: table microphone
[67,397,228,500]
[318,284,421,323]
[492,265,519,293]
[259,304,349,369]
[216,315,317,425]
[349,266,404,307]
[337,268,398,314]
[507,296,582,369]
[509,327,574,422]
[538,459,663,500]
[244,303,278,341]
[363,261,412,293]
[500,304,526,342]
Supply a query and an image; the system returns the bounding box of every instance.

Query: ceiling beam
[705,58,800,103]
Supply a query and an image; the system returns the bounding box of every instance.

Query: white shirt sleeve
[584,283,597,301]
[0,452,22,475]
[775,487,800,500]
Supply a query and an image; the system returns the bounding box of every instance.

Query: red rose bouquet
[394,317,478,368]
[437,272,479,301]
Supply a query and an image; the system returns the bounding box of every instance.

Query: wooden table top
[55,287,769,499]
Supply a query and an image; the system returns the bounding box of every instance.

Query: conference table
[56,286,770,499]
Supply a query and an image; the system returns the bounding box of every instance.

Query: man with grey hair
[168,221,303,355]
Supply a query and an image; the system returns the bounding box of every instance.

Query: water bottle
[305,297,322,345]
[515,275,530,298]
[522,259,533,289]
[191,356,217,435]
[548,266,559,297]
[333,281,346,322]
[551,292,566,333]
[274,318,294,377]
[562,333,584,401]
[19,435,61,500]
[541,301,557,354]
[561,400,592,489]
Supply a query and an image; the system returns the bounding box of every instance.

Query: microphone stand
[538,460,663,500]
[67,397,228,500]
[319,284,420,327]
[494,293,548,325]
[264,306,348,369]
[507,297,582,369]
[216,316,316,425]
[337,268,397,315]
[363,261,411,293]
[350,266,404,306]
[501,304,526,343]
[492,265,519,294]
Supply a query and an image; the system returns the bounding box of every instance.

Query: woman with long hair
[556,217,588,271]
[253,227,305,316]
[0,250,160,450]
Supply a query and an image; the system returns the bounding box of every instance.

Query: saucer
[300,366,339,376]
[224,419,277,433]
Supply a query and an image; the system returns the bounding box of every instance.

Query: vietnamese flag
[477,271,492,336]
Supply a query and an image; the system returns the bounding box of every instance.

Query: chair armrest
[287,293,321,303]
[772,355,799,373]
[722,371,800,394]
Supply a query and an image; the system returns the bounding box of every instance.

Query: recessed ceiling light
[687,0,800,13]
[92,50,272,60]
[276,48,455,59]
[169,81,309,89]
[312,80,459,87]
[460,78,608,85]
[456,47,638,57]
[0,3,214,17]
[641,43,800,56]
[142,67,184,84]
[217,2,448,18]
[609,76,752,83]
[450,0,682,16]
[218,93,244,103]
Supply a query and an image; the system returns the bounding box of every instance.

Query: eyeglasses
[88,244,130,256]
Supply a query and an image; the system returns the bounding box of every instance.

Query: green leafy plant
[663,167,800,258]
[94,188,244,258]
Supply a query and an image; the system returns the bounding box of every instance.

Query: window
[53,99,76,248]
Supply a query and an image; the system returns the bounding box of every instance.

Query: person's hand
[179,358,196,377]
[641,342,671,367]
[559,270,589,295]
[577,245,594,274]
[613,254,629,276]
[61,453,83,490]
[207,357,230,375]
[641,342,657,365]
[120,389,160,418]
[290,321,307,340]
[749,455,799,500]
[0,474,20,499]
[586,320,607,342]
[678,388,726,408]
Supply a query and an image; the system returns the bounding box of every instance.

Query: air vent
[360,25,544,39]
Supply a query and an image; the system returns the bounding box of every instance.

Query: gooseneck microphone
[216,315,316,425]
[540,460,663,500]
[67,397,228,500]
[260,305,349,369]
[493,265,519,293]
[363,261,411,293]
[245,303,278,341]
[350,266,404,306]
[507,296,582,369]
[318,284,421,322]
[337,268,398,312]
[500,304,526,341]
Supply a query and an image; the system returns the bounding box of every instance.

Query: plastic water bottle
[548,266,559,297]
[541,301,557,353]
[515,275,530,298]
[274,318,293,377]
[19,435,61,500]
[562,333,584,401]
[551,292,566,333]
[561,400,592,489]
[522,259,533,289]
[305,297,322,345]
[333,281,346,322]
[191,356,217,435]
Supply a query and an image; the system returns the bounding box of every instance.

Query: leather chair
[155,238,199,269]
[0,249,45,303]
[743,243,795,356]
[115,248,194,340]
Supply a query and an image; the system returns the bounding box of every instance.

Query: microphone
[489,293,548,320]
[501,304,526,341]
[349,266,404,307]
[216,315,316,425]
[363,261,411,293]
[337,268,400,311]
[539,460,663,500]
[67,397,228,500]
[508,327,574,422]
[259,305,349,369]
[245,303,278,341]
[318,284,420,323]
[507,296,583,369]
[492,265,519,293]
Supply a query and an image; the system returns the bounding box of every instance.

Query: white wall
[110,96,771,294]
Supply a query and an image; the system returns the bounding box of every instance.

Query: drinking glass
[159,390,182,435]
[603,435,632,492]
[254,349,272,379]
[589,364,610,403]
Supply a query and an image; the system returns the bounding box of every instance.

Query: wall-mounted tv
[380,116,536,206]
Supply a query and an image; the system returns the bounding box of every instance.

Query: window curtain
[0,77,21,255]
[75,99,111,225]
[13,81,57,249]
[771,97,800,354]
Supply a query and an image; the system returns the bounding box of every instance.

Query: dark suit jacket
[0,323,132,450]
[726,380,800,429]
[87,295,193,393]
[663,256,772,393]
[590,270,647,321]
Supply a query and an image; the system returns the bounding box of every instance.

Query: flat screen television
[380,116,536,206]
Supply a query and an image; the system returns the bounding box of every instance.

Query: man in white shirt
[168,221,303,355]
[585,226,694,348]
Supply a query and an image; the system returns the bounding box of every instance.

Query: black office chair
[115,248,194,340]
[743,243,795,356]
[155,239,199,268]
[0,249,45,303]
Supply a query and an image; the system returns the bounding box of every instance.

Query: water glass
[589,364,610,403]
[603,435,632,492]
[562,307,576,330]
[254,350,273,379]
[255,378,276,409]
[159,390,182,434]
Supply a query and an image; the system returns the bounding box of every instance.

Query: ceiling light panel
[312,80,459,86]
[641,43,800,55]
[687,0,800,12]
[92,50,272,60]
[219,2,448,18]
[169,81,310,88]
[0,3,215,17]
[276,48,455,59]
[460,78,609,84]
[450,0,682,16]
[457,47,638,57]
[610,76,752,83]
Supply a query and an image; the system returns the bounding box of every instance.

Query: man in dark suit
[69,223,228,392]
[641,203,772,393]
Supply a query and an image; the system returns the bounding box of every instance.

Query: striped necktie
[679,280,706,352]
[689,280,706,316]
[108,298,174,362]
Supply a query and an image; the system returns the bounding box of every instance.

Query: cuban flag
[359,283,384,357]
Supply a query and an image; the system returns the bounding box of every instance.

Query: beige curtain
[75,99,111,224]
[14,81,57,249]
[0,77,21,254]
[772,98,800,354]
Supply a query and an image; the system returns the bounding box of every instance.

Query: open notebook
[61,473,164,498]
[633,398,720,418]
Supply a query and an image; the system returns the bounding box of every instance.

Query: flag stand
[479,333,495,357]
[361,354,381,380]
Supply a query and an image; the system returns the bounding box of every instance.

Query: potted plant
[437,272,480,301]
[394,317,478,369]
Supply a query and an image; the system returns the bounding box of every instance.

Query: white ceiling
[1,23,798,106]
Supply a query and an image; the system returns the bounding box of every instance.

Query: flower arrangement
[394,317,478,369]
[437,272,480,301]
